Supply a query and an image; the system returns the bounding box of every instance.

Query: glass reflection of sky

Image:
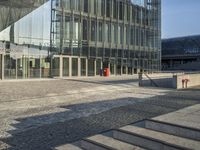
[131,0,145,7]
[0,1,51,46]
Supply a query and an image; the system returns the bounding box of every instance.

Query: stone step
[54,144,83,150]
[81,134,145,150]
[144,119,200,141]
[113,125,200,150]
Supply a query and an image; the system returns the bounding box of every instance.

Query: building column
[60,55,63,78]
[94,59,97,76]
[39,57,42,79]
[1,54,4,80]
[132,67,134,75]
[69,57,72,77]
[16,59,18,79]
[86,58,88,77]
[114,64,116,76]
[78,57,81,77]
[101,60,103,70]
[108,62,111,76]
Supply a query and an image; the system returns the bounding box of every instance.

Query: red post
[104,68,110,77]
[182,79,185,88]
[185,79,190,88]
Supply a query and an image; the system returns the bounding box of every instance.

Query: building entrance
[53,55,89,78]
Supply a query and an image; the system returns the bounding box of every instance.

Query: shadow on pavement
[1,89,200,150]
[67,78,139,86]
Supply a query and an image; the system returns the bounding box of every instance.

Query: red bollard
[185,79,190,88]
[182,79,185,88]
[104,68,110,77]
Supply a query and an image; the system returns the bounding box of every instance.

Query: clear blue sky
[162,0,200,39]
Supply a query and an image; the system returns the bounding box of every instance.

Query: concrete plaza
[0,76,200,150]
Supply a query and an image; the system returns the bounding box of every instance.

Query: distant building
[0,0,161,80]
[162,35,200,71]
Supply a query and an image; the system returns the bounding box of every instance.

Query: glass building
[162,35,200,70]
[0,0,161,80]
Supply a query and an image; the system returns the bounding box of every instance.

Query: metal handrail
[143,73,159,87]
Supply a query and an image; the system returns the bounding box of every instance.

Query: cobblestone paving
[0,76,199,150]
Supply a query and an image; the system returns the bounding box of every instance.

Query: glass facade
[0,0,161,80]
[162,35,200,70]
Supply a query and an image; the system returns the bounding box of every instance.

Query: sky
[162,0,200,39]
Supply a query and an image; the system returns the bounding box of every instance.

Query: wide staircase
[54,117,200,150]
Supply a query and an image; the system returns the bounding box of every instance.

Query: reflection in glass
[52,57,60,76]
[81,58,86,76]
[72,58,78,76]
[88,58,95,76]
[63,57,69,77]
[29,57,40,78]
[41,56,50,78]
[110,63,115,75]
[4,55,16,79]
[128,67,132,75]
[96,59,101,75]
[123,66,127,74]
[0,0,161,79]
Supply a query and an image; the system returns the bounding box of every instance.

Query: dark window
[119,1,123,20]
[91,20,96,41]
[90,47,96,57]
[98,22,103,42]
[84,0,88,13]
[82,19,88,40]
[106,0,111,17]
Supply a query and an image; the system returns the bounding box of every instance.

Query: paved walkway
[0,76,199,150]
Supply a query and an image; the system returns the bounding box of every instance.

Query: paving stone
[0,77,199,150]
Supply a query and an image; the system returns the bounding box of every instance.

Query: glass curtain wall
[0,0,161,79]
[0,1,51,79]
[53,0,161,74]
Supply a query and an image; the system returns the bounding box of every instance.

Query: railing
[143,73,159,87]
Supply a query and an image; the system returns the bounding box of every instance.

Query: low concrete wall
[175,74,200,89]
[139,73,200,89]
[139,73,175,88]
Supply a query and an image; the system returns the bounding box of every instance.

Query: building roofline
[162,34,200,41]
